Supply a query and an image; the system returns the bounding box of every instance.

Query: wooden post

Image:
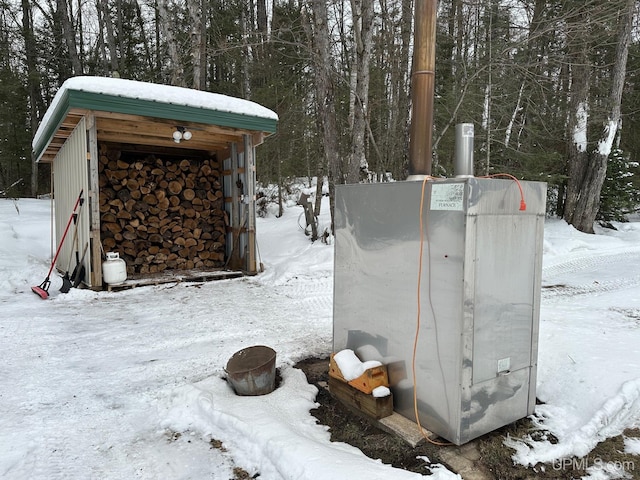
[243,134,257,273]
[297,191,318,240]
[86,112,102,288]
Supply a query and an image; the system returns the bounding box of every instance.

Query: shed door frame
[223,135,258,273]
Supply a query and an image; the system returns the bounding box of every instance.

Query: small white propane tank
[102,252,127,285]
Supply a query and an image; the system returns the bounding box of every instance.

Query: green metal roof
[33,78,278,162]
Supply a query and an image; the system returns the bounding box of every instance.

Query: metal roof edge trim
[33,89,72,162]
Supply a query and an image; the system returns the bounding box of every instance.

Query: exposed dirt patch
[295,356,640,479]
[295,356,441,474]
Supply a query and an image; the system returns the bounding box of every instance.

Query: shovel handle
[46,189,84,278]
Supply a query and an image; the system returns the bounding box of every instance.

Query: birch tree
[563,6,591,228]
[564,0,635,233]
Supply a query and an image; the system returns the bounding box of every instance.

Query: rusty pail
[225,345,276,396]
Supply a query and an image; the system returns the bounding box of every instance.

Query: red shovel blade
[31,285,49,300]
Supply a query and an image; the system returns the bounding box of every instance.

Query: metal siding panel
[52,117,88,278]
[464,369,531,443]
[471,214,537,384]
[528,215,546,415]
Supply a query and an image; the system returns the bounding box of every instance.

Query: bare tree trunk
[157,0,186,87]
[304,0,341,231]
[155,0,161,73]
[57,0,82,75]
[116,0,125,67]
[346,0,374,183]
[96,0,110,72]
[240,3,251,98]
[509,0,546,150]
[257,0,267,36]
[566,0,634,233]
[76,0,84,70]
[188,0,203,89]
[453,0,463,76]
[22,0,42,196]
[134,0,155,73]
[397,0,412,177]
[483,4,492,176]
[563,11,590,228]
[98,1,120,75]
[199,0,207,89]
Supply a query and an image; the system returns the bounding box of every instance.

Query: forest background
[1,0,639,233]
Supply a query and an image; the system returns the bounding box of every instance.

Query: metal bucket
[225,345,276,396]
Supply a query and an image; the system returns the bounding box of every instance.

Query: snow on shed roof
[33,76,278,161]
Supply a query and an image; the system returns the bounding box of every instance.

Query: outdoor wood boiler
[332,173,546,445]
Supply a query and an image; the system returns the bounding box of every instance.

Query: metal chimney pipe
[408,0,437,178]
[454,123,474,177]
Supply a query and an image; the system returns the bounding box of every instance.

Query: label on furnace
[431,183,465,211]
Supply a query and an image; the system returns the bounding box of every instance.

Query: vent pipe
[454,123,474,177]
[408,0,437,178]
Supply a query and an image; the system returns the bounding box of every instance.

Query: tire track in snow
[13,428,90,480]
[542,248,640,300]
[542,275,640,299]
[2,325,92,480]
[543,248,640,280]
[276,274,333,314]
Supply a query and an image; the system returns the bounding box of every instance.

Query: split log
[168,181,182,195]
[183,189,195,201]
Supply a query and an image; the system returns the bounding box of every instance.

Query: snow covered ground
[1,195,639,479]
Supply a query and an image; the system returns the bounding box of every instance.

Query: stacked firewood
[98,148,227,276]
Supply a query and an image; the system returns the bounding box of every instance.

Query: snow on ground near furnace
[1,197,640,479]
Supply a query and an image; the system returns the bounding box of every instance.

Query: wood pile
[98,147,227,276]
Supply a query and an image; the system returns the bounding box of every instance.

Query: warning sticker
[431,183,465,211]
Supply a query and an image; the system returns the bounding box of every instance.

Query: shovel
[60,195,85,293]
[71,242,89,288]
[60,214,81,293]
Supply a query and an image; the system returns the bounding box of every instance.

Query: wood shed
[33,76,277,290]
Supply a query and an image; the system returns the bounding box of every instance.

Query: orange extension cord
[412,176,452,447]
[481,173,527,211]
[411,174,527,446]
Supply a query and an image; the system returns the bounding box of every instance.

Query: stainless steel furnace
[333,178,546,445]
